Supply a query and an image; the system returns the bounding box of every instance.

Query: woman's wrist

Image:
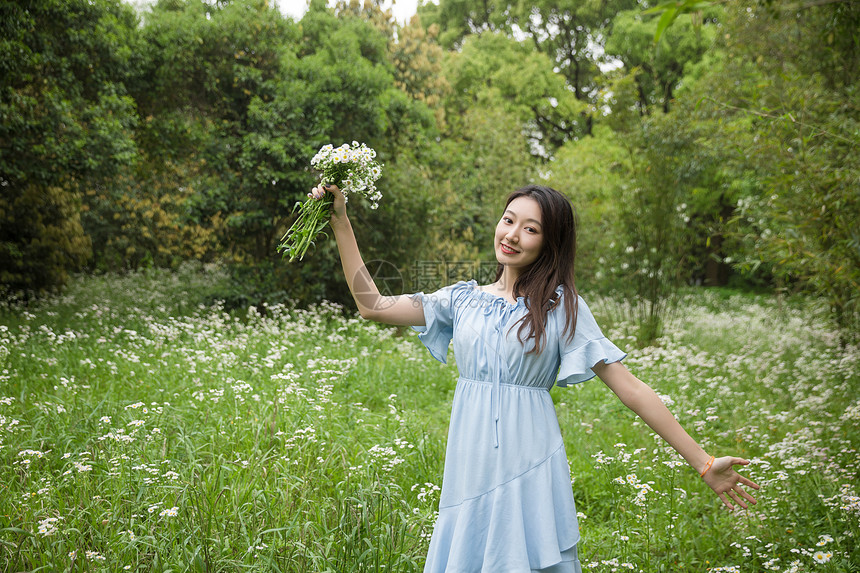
[699,455,715,477]
[330,210,349,229]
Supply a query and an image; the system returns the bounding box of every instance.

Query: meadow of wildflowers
[0,265,857,572]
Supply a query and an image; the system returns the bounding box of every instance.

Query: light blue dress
[411,280,626,573]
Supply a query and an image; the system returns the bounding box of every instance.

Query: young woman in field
[311,182,759,572]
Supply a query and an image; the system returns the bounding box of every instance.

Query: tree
[713,1,860,340]
[389,15,450,128]
[0,0,139,291]
[643,0,860,340]
[131,0,303,265]
[419,0,639,139]
[546,126,630,292]
[404,105,537,290]
[124,0,443,305]
[443,32,585,155]
[605,6,720,114]
[508,0,638,131]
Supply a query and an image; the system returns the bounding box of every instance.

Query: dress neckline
[466,279,524,307]
[460,279,568,309]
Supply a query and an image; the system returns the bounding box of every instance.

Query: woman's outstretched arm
[311,184,425,326]
[592,360,760,511]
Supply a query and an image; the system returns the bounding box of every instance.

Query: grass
[0,263,857,572]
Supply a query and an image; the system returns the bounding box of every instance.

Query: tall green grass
[1,265,857,572]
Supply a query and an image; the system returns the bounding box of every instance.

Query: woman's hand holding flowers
[310,184,346,222]
[278,141,382,262]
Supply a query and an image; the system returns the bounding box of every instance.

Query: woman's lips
[500,243,518,255]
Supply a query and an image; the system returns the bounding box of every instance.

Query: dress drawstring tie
[492,332,502,448]
[482,297,517,448]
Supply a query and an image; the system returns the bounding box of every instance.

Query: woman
[310,182,759,572]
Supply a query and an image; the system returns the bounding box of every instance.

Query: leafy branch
[643,0,715,43]
[699,97,859,146]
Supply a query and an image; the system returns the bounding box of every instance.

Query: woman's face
[494,196,544,272]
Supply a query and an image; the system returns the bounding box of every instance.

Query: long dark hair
[496,185,578,354]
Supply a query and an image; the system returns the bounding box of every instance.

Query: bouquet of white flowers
[278,142,383,262]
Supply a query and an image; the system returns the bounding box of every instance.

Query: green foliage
[416,0,508,48]
[134,0,308,264]
[512,0,639,99]
[547,127,630,292]
[443,32,586,153]
[616,114,717,342]
[2,0,857,351]
[421,0,642,138]
[552,105,736,343]
[554,97,745,342]
[297,3,395,142]
[0,0,139,289]
[606,6,720,113]
[388,15,450,127]
[730,79,859,341]
[0,183,91,292]
[581,0,860,342]
[420,106,538,281]
[83,159,225,270]
[642,0,715,43]
[674,1,860,341]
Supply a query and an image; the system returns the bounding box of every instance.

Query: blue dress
[410,280,626,572]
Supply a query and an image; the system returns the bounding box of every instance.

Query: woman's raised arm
[312,184,426,326]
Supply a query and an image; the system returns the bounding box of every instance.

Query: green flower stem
[278,193,335,262]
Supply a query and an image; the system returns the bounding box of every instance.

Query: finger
[728,489,747,509]
[739,476,760,490]
[718,492,734,511]
[737,487,757,505]
[731,457,749,466]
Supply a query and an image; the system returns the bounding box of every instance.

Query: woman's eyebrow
[503,210,542,226]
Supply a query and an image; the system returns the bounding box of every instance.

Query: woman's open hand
[702,456,760,511]
[310,183,346,222]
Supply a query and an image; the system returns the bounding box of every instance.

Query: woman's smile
[494,196,544,272]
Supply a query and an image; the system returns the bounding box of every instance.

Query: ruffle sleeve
[556,295,626,387]
[409,281,471,364]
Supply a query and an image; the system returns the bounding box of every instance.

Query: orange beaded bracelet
[700,455,715,477]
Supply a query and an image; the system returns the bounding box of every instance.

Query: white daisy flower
[813,551,832,563]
